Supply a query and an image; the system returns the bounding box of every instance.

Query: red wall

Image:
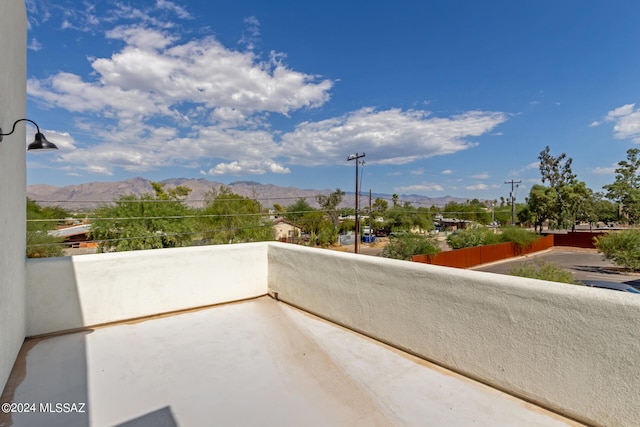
[412,235,555,269]
[548,232,606,249]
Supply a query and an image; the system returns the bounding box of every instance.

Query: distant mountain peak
[229,180,262,186]
[27,177,466,211]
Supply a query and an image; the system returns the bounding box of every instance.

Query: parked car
[582,280,640,294]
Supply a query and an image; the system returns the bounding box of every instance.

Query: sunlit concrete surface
[1,297,584,427]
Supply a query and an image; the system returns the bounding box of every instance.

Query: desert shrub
[594,229,640,272]
[446,227,501,249]
[446,226,540,250]
[382,234,440,261]
[499,226,539,248]
[509,260,579,284]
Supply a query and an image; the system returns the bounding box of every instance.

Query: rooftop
[0,242,638,426]
[2,296,582,427]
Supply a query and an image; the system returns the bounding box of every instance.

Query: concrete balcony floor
[1,297,584,427]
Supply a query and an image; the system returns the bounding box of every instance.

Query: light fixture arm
[0,118,58,151]
[0,118,42,143]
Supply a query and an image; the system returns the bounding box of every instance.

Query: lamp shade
[27,132,58,151]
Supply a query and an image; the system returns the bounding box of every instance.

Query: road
[473,248,640,285]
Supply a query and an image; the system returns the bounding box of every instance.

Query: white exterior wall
[0,0,27,392]
[26,243,269,336]
[268,242,640,427]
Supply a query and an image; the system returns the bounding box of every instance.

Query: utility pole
[348,153,365,254]
[504,180,522,225]
[369,189,373,245]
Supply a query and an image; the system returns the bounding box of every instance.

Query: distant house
[49,224,97,249]
[435,217,473,232]
[273,218,302,243]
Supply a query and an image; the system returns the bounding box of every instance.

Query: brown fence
[545,232,606,249]
[412,235,554,269]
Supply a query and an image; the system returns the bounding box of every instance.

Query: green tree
[198,186,274,244]
[537,146,592,229]
[91,182,195,252]
[311,188,345,247]
[516,205,534,228]
[285,198,315,223]
[526,184,557,231]
[339,207,355,217]
[371,197,388,219]
[443,199,491,224]
[604,148,640,224]
[592,193,618,224]
[26,198,68,258]
[316,188,345,229]
[384,202,434,233]
[561,181,594,230]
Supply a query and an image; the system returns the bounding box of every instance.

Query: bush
[446,227,501,249]
[509,260,579,284]
[446,226,539,249]
[594,229,640,272]
[499,226,539,248]
[382,234,440,261]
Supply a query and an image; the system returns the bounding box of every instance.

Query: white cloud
[26,3,508,179]
[593,165,616,174]
[411,168,424,175]
[29,26,333,124]
[240,16,261,49]
[510,161,539,176]
[155,0,192,19]
[470,172,489,179]
[466,183,488,191]
[27,38,42,51]
[280,108,507,166]
[205,160,290,175]
[598,104,640,143]
[394,183,444,193]
[441,169,454,175]
[606,104,635,120]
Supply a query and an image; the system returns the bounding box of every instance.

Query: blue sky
[24,0,640,201]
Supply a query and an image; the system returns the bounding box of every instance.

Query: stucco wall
[26,243,269,336]
[268,242,640,427]
[21,240,640,425]
[0,0,27,393]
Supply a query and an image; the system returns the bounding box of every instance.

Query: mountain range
[27,177,466,211]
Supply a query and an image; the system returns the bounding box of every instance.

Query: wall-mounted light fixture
[0,119,58,151]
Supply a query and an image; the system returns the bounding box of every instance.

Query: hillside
[27,177,464,211]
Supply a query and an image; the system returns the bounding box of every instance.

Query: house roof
[48,224,92,238]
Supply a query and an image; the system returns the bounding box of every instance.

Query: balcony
[1,242,639,426]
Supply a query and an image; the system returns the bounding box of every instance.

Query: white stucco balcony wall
[26,243,268,336]
[268,243,640,427]
[14,242,640,427]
